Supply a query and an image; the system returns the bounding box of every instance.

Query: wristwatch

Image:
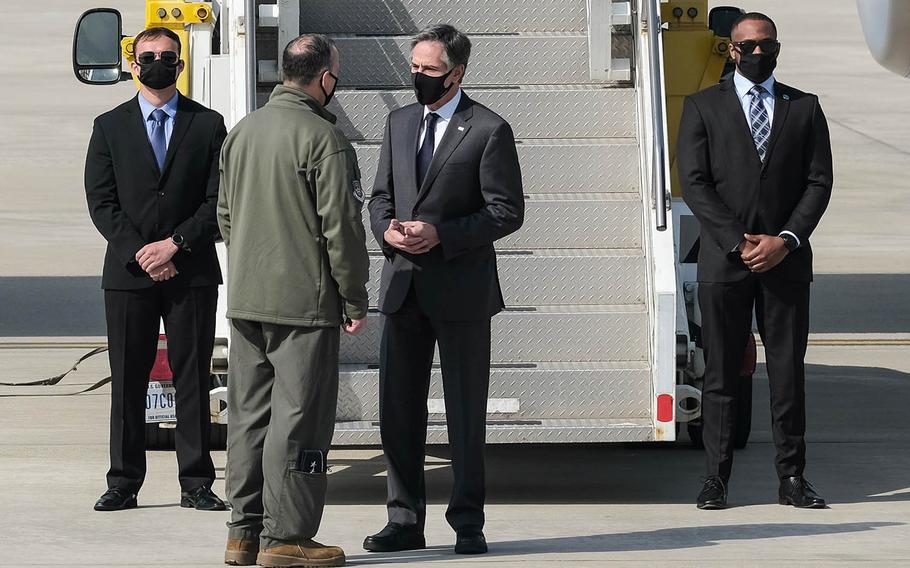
[780,233,799,252]
[171,233,187,249]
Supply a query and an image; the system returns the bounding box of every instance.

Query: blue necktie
[149,108,168,171]
[416,113,439,187]
[749,85,771,162]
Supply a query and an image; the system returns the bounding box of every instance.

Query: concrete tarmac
[1,345,908,566]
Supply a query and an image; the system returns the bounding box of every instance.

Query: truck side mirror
[73,8,126,85]
[708,6,746,39]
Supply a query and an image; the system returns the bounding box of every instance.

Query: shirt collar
[733,70,776,100]
[138,91,179,122]
[424,88,462,121]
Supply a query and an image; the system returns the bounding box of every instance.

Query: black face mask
[413,68,454,106]
[138,59,180,90]
[321,71,338,106]
[736,52,777,84]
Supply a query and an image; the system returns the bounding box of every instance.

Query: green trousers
[225,319,340,548]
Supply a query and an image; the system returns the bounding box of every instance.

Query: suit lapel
[416,95,473,203]
[720,80,762,167]
[126,98,162,176]
[160,94,195,177]
[761,82,791,172]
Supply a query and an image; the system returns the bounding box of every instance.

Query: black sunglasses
[136,50,180,65]
[732,39,780,55]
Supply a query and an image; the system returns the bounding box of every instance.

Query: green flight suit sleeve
[313,147,370,320]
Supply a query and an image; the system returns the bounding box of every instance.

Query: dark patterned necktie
[749,85,771,162]
[416,112,439,186]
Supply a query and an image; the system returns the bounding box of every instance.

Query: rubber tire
[733,373,753,449]
[145,422,176,450]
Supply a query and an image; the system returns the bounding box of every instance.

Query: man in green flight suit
[217,34,369,568]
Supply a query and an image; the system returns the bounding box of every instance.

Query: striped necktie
[749,85,771,162]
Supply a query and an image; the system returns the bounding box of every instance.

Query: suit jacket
[368,93,524,321]
[677,79,833,282]
[85,94,226,290]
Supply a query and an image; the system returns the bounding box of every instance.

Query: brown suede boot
[256,540,345,567]
[224,538,259,566]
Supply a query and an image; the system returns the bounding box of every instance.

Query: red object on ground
[150,334,173,381]
[656,394,674,422]
[741,333,757,376]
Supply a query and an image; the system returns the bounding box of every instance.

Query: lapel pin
[782,94,790,100]
[457,126,465,131]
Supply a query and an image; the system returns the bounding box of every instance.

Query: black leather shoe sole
[696,500,727,510]
[181,496,227,511]
[362,534,426,553]
[94,496,137,511]
[779,496,827,509]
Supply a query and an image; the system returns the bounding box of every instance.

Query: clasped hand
[136,238,180,282]
[383,219,439,255]
[739,233,788,273]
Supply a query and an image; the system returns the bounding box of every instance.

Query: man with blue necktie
[84,27,227,512]
[677,12,833,510]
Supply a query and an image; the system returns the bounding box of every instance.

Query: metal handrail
[245,0,257,114]
[645,0,670,231]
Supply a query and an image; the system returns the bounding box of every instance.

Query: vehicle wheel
[687,421,704,449]
[210,423,228,451]
[734,372,753,449]
[145,423,176,450]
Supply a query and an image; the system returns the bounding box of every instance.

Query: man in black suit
[364,24,524,555]
[84,27,226,512]
[677,12,833,510]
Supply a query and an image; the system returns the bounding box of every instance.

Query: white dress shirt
[417,88,462,153]
[731,71,800,248]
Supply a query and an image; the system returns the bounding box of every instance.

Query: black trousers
[104,284,218,493]
[699,275,810,480]
[379,289,491,533]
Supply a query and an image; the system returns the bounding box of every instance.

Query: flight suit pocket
[272,458,328,541]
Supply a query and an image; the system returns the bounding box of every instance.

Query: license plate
[146,380,177,423]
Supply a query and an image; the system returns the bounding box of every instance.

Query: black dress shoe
[455,531,488,555]
[697,476,728,510]
[180,485,227,511]
[363,523,426,552]
[94,488,137,511]
[779,476,826,508]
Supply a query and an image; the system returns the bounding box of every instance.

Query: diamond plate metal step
[353,140,640,196]
[325,35,630,87]
[298,0,589,34]
[365,251,646,307]
[332,418,654,445]
[336,362,651,422]
[362,195,643,251]
[339,306,649,365]
[251,88,639,140]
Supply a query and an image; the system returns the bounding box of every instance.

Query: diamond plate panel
[333,35,591,87]
[298,0,588,34]
[327,89,637,141]
[365,252,646,307]
[337,364,651,422]
[361,197,642,251]
[340,307,650,365]
[353,141,640,196]
[331,419,655,445]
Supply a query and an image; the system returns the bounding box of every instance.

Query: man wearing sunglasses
[85,27,227,513]
[677,12,833,510]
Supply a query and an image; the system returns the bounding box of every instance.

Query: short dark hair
[282,34,336,85]
[731,12,778,39]
[411,24,472,70]
[134,27,182,56]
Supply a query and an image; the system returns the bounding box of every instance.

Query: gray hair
[411,24,472,70]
